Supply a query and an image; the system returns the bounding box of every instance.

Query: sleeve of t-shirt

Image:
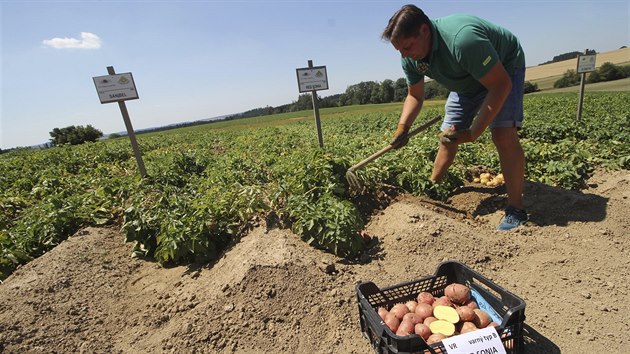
[453,26,499,80]
[401,57,424,85]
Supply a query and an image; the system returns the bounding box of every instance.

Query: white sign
[93,73,139,104]
[577,54,597,73]
[441,327,507,354]
[296,66,329,93]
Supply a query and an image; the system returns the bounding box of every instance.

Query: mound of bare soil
[1,170,628,354]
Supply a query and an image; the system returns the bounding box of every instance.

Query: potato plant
[1,92,628,279]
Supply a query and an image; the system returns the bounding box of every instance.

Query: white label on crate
[441,327,507,354]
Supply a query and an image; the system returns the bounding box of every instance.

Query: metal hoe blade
[345,167,364,194]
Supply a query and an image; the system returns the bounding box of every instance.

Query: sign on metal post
[92,66,147,177]
[296,61,328,148]
[576,50,596,121]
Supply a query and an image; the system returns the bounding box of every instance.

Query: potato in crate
[355,261,526,354]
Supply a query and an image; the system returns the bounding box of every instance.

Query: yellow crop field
[525,47,629,81]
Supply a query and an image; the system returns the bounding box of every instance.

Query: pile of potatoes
[376,283,499,344]
[473,172,504,187]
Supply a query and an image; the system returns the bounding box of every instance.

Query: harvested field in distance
[525,47,629,81]
[533,77,630,93]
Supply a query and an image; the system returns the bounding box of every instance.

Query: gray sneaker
[497,206,528,231]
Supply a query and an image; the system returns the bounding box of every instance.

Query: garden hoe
[345,115,442,194]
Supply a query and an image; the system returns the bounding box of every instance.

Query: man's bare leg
[431,143,458,182]
[491,127,525,209]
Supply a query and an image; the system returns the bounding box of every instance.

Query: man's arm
[399,80,425,127]
[391,80,425,148]
[441,61,512,144]
[470,60,512,138]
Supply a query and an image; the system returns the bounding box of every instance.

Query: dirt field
[1,168,628,353]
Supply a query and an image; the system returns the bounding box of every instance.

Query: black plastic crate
[356,261,526,354]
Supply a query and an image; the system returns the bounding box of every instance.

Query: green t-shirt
[402,14,525,96]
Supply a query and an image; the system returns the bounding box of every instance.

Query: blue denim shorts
[441,67,525,131]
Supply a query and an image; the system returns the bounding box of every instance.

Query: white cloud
[42,32,102,49]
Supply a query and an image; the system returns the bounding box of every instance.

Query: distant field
[525,47,629,81]
[533,77,630,94]
[153,100,446,136]
[149,49,630,138]
[530,61,630,92]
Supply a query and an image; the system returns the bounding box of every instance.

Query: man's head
[382,4,432,61]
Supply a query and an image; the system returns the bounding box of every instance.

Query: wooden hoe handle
[348,115,442,172]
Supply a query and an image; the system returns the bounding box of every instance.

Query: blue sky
[1,0,628,149]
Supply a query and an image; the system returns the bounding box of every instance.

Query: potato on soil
[444,283,471,305]
[429,320,456,336]
[433,305,460,324]
[414,323,432,340]
[417,291,435,305]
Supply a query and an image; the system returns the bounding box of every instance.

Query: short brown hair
[382,4,431,42]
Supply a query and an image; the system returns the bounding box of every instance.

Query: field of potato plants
[1,92,629,280]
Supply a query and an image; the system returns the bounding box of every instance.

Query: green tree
[553,69,580,88]
[341,81,379,105]
[291,94,313,111]
[393,78,408,102]
[379,79,395,103]
[49,125,103,146]
[370,84,383,104]
[424,80,449,99]
[587,70,602,83]
[523,81,539,94]
[597,62,624,81]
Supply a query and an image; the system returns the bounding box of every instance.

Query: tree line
[230,78,450,119]
[539,49,597,66]
[554,62,630,88]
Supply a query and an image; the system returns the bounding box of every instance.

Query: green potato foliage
[0,92,628,279]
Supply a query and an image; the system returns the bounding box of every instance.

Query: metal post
[107,66,147,177]
[576,49,588,122]
[308,60,324,148]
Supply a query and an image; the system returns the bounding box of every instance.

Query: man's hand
[440,125,474,145]
[391,124,410,148]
